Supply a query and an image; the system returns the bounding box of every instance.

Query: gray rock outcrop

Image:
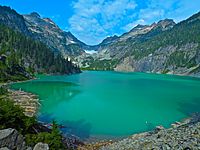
[0,128,50,150]
[101,122,200,150]
[33,143,49,150]
[0,128,26,150]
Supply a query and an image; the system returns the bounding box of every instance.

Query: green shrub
[0,95,65,149]
[26,121,65,149]
[0,98,36,134]
[0,86,8,95]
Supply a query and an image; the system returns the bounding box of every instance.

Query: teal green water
[11,71,200,139]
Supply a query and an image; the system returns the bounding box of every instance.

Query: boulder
[33,143,49,150]
[0,128,26,150]
[0,147,10,150]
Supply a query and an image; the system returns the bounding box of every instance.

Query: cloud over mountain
[68,0,200,45]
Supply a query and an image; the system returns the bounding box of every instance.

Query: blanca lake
[11,71,200,140]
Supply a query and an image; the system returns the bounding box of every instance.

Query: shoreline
[80,113,200,149]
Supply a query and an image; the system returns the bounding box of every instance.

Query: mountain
[1,5,200,76]
[76,19,177,70]
[0,6,89,59]
[0,7,81,82]
[99,35,119,46]
[79,12,200,76]
[0,23,81,82]
[119,19,175,42]
[0,6,30,35]
[23,12,86,57]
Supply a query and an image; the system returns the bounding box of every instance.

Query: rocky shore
[8,89,40,117]
[77,114,200,150]
[97,115,200,150]
[0,127,84,150]
[0,128,49,150]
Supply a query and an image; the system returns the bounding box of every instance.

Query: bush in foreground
[0,92,65,149]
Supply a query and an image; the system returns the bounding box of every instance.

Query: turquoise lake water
[11,71,200,140]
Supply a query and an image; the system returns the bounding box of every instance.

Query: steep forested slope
[0,24,80,82]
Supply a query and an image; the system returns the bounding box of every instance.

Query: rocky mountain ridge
[118,19,176,42]
[78,12,200,76]
[0,6,30,36]
[23,12,87,57]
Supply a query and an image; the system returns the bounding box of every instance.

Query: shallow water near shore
[11,71,200,140]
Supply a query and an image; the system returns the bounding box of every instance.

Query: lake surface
[11,71,200,140]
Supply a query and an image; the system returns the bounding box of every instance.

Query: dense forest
[0,24,80,82]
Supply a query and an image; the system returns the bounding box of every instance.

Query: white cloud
[68,0,137,45]
[137,0,200,23]
[167,0,200,22]
[68,0,200,45]
[139,9,164,20]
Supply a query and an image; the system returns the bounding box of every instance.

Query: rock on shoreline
[0,128,49,150]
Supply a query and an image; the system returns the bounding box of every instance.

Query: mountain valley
[1,5,200,77]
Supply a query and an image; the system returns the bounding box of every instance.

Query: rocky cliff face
[23,13,86,57]
[115,44,199,75]
[0,6,30,36]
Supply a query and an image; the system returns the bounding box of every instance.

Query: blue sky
[0,0,200,45]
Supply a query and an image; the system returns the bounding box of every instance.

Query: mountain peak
[30,12,40,18]
[0,5,30,35]
[100,35,119,45]
[134,24,148,29]
[129,24,149,33]
[157,19,176,27]
[43,18,57,27]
